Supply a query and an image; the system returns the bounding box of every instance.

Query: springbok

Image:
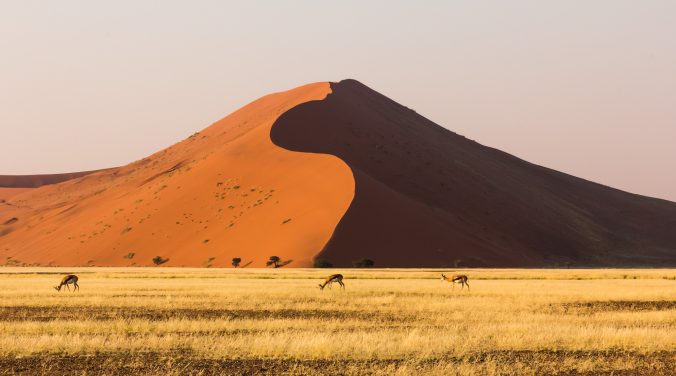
[54,274,79,292]
[319,274,345,290]
[441,273,469,291]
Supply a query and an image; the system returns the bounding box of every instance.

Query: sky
[1,1,675,201]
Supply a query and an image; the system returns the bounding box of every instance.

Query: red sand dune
[0,83,353,267]
[2,80,676,267]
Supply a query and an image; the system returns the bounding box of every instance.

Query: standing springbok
[441,273,469,291]
[319,274,345,290]
[54,274,79,292]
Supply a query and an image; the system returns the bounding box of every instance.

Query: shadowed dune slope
[271,79,676,267]
[0,82,354,267]
[0,170,107,188]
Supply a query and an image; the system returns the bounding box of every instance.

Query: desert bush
[313,259,333,268]
[152,256,169,266]
[353,258,375,268]
[266,256,281,268]
[232,258,241,268]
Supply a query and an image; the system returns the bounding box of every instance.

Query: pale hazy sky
[1,1,675,201]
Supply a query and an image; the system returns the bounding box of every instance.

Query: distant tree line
[149,255,374,268]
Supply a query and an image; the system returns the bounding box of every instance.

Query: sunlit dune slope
[0,82,354,267]
[271,79,676,267]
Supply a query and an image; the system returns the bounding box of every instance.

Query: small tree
[266,256,281,268]
[232,257,241,268]
[353,258,374,268]
[152,256,169,266]
[313,259,333,268]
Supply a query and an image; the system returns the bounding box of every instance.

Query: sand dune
[0,82,353,267]
[1,80,675,267]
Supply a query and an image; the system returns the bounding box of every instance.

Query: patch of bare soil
[0,306,399,322]
[0,351,673,376]
[552,300,676,314]
[471,350,675,376]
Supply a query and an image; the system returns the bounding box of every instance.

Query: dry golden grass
[0,267,674,375]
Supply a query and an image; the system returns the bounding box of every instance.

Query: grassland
[0,268,674,375]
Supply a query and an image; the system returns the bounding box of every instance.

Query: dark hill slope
[271,79,676,267]
[0,170,108,188]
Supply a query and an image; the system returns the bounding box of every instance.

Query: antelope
[54,274,79,292]
[319,274,345,290]
[441,273,469,291]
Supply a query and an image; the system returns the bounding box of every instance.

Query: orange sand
[0,83,354,267]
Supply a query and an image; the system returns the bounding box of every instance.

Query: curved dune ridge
[2,79,676,267]
[0,82,354,267]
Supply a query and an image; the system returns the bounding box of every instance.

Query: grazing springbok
[319,274,345,290]
[441,273,469,291]
[54,274,79,292]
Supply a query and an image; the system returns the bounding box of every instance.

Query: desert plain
[0,267,673,375]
